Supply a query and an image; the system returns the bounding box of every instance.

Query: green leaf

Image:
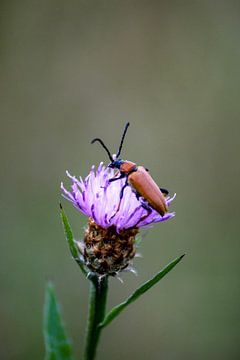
[60,203,78,258]
[44,282,74,360]
[60,204,87,276]
[99,254,185,328]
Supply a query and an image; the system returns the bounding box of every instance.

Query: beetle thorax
[120,161,137,174]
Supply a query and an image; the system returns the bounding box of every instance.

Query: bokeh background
[1,1,240,359]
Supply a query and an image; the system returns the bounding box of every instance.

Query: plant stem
[83,274,108,360]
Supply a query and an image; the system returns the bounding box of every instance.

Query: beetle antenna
[91,138,113,162]
[116,122,130,158]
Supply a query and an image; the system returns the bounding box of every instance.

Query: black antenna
[91,138,113,162]
[116,122,130,158]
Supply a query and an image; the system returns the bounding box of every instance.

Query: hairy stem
[83,275,108,360]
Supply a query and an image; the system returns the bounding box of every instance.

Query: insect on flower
[61,125,176,275]
[91,123,169,225]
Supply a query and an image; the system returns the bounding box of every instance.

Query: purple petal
[61,163,176,231]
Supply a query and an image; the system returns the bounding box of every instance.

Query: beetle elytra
[91,123,169,223]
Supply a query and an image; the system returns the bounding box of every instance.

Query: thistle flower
[61,162,175,276]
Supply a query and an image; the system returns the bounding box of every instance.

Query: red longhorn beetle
[91,123,169,222]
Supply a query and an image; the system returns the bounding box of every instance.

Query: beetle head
[108,159,124,169]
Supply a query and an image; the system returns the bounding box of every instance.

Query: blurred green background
[1,0,240,359]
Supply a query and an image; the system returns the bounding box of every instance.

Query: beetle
[91,122,169,222]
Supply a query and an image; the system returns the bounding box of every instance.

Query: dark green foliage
[60,204,87,276]
[100,254,185,328]
[44,283,74,360]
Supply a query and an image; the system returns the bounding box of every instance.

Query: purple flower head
[61,162,175,233]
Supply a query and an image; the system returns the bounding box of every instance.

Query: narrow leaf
[60,203,78,258]
[60,204,87,276]
[44,282,74,360]
[100,254,185,328]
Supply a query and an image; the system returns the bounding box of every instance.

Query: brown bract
[81,218,139,276]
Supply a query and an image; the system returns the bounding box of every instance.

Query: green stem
[83,275,108,360]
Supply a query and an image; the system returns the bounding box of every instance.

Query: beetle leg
[135,200,152,226]
[101,172,125,189]
[108,172,125,183]
[109,178,129,220]
[160,187,169,197]
[133,192,152,224]
[135,191,141,200]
